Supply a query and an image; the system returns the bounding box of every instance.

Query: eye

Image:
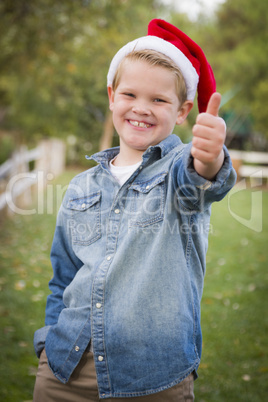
[154,98,166,103]
[123,92,135,98]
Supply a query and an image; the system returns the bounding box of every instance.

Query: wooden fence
[0,138,66,219]
[229,150,268,185]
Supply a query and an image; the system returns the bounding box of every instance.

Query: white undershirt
[109,158,142,186]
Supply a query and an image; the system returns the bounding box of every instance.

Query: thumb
[206,92,221,116]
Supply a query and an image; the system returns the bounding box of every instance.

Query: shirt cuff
[33,325,52,358]
[183,143,235,190]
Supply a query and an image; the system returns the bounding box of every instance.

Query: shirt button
[114,209,120,214]
[107,256,111,261]
[81,203,86,208]
[75,346,80,352]
[96,303,102,309]
[98,355,104,362]
[146,185,150,190]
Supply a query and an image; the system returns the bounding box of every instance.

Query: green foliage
[210,0,268,135]
[0,133,16,164]
[171,0,268,142]
[0,0,164,150]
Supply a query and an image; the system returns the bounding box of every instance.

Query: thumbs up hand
[191,92,226,180]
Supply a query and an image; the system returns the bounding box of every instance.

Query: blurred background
[0,1,267,401]
[0,0,267,165]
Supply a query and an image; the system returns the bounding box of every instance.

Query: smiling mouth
[128,120,153,128]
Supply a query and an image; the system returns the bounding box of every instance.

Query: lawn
[0,170,267,401]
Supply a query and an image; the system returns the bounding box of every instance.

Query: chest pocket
[128,173,167,228]
[66,191,101,246]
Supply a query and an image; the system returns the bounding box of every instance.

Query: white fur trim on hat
[107,36,199,101]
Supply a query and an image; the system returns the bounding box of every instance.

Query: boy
[33,19,236,401]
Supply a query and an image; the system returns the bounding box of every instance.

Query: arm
[191,92,226,180]
[173,93,236,210]
[34,193,83,357]
[45,217,83,326]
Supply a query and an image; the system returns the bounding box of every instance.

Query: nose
[132,100,151,115]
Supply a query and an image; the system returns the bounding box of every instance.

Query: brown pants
[33,349,194,402]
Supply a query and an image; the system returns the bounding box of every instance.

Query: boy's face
[108,59,191,158]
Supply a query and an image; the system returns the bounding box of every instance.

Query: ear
[107,86,115,111]
[176,101,193,125]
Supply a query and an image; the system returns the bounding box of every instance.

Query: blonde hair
[111,49,187,106]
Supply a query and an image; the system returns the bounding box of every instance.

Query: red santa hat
[107,19,216,113]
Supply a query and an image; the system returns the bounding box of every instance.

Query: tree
[212,0,268,139]
[0,0,164,159]
[169,0,268,146]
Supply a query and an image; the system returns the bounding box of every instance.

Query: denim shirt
[34,134,236,399]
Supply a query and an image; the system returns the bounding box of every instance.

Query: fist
[191,92,226,165]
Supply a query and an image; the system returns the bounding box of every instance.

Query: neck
[113,149,143,167]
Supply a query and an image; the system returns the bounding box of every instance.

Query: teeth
[139,122,148,128]
[129,120,151,128]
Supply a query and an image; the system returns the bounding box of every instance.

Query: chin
[126,139,148,151]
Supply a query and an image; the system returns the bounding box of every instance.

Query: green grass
[195,186,268,401]
[0,171,267,401]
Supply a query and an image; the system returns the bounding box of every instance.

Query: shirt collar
[146,134,182,158]
[86,147,120,164]
[87,134,183,164]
